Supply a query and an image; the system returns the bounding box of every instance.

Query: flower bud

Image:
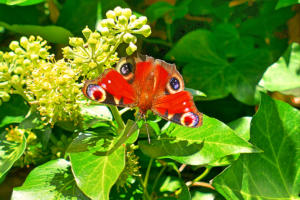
[114,6,122,16]
[1,91,10,102]
[11,75,20,84]
[133,25,151,37]
[99,26,109,36]
[123,33,136,43]
[23,59,31,66]
[106,10,116,19]
[118,15,128,25]
[122,8,132,19]
[15,48,24,55]
[88,62,97,69]
[102,44,110,52]
[14,67,23,74]
[20,37,29,48]
[126,42,137,55]
[9,41,19,51]
[90,32,100,39]
[129,15,136,23]
[82,26,92,40]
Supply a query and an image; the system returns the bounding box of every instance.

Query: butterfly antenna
[143,115,151,144]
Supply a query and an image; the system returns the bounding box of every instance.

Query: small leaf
[0,131,26,178]
[0,0,45,6]
[12,159,90,200]
[139,115,259,165]
[69,126,126,200]
[276,0,300,9]
[0,22,72,44]
[260,43,300,96]
[213,94,300,199]
[0,116,24,128]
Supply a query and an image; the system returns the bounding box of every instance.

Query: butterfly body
[83,54,203,127]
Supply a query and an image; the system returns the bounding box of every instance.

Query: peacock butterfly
[82,54,203,128]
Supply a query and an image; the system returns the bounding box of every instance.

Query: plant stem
[138,176,151,200]
[188,166,212,187]
[150,164,167,199]
[144,158,154,192]
[108,105,125,131]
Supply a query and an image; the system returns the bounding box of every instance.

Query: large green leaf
[68,125,126,200]
[276,0,300,9]
[57,0,98,35]
[139,115,258,165]
[228,117,252,141]
[260,43,300,96]
[166,29,271,104]
[213,94,300,199]
[0,130,26,178]
[0,0,44,6]
[0,22,72,44]
[12,159,90,200]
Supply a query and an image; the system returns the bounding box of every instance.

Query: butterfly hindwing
[82,69,136,107]
[152,91,203,127]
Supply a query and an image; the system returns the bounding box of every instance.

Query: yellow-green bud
[9,41,19,51]
[123,33,136,43]
[90,32,100,39]
[99,26,109,36]
[15,48,24,55]
[88,38,98,47]
[82,26,92,40]
[30,54,39,61]
[126,42,137,55]
[88,62,97,69]
[8,52,16,58]
[39,48,48,58]
[114,6,122,16]
[106,10,116,19]
[102,44,110,52]
[0,92,10,102]
[62,47,73,58]
[14,67,23,74]
[74,57,84,64]
[134,25,151,37]
[130,15,137,23]
[118,15,128,26]
[11,75,20,84]
[122,8,132,19]
[23,59,31,66]
[0,64,8,72]
[29,35,35,42]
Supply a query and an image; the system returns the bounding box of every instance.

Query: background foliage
[0,0,299,200]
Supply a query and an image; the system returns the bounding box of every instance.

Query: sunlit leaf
[139,115,259,165]
[0,131,26,178]
[12,159,90,200]
[213,94,300,199]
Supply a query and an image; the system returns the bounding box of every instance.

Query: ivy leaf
[139,115,259,165]
[12,159,90,200]
[228,116,252,141]
[213,94,300,199]
[57,0,98,35]
[276,0,300,9]
[0,131,26,178]
[260,43,300,96]
[166,29,271,104]
[68,126,125,200]
[0,0,45,6]
[80,104,113,129]
[0,22,72,44]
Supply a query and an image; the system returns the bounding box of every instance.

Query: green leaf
[139,115,259,165]
[0,131,26,178]
[276,0,300,9]
[57,0,98,35]
[0,0,45,6]
[80,104,113,129]
[0,115,24,128]
[178,181,192,200]
[228,117,252,141]
[69,126,126,200]
[213,94,300,199]
[260,43,300,96]
[12,159,90,200]
[166,29,271,104]
[0,22,72,44]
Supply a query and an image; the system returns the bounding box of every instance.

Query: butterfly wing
[82,69,136,107]
[150,59,203,127]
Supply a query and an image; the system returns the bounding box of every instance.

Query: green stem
[191,167,212,185]
[144,158,154,191]
[49,133,58,145]
[108,105,125,131]
[138,176,151,200]
[150,164,167,199]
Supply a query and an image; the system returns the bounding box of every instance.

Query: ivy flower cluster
[63,6,151,79]
[0,7,151,125]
